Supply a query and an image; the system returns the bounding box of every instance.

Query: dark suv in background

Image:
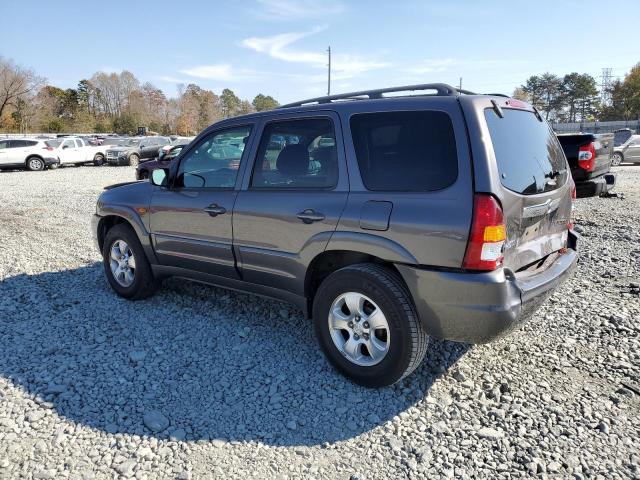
[93,84,578,387]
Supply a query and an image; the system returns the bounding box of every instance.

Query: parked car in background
[46,137,108,166]
[612,134,640,165]
[106,138,142,166]
[93,83,578,387]
[157,137,194,161]
[613,128,635,147]
[0,138,60,171]
[557,132,615,197]
[106,137,171,166]
[136,144,187,180]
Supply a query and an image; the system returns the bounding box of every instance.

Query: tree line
[513,63,640,123]
[0,56,280,135]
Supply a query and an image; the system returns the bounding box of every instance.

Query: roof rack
[278,83,476,109]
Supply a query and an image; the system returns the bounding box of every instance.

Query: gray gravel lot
[0,165,638,479]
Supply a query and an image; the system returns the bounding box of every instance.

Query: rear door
[7,140,29,164]
[625,137,640,162]
[149,125,254,279]
[462,97,572,271]
[233,112,349,295]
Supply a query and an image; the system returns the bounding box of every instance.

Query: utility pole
[327,46,331,96]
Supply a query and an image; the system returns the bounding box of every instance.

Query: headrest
[276,144,309,176]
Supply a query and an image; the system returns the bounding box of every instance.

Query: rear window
[45,140,62,148]
[350,111,458,191]
[485,108,568,195]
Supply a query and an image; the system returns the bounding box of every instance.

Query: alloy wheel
[328,292,390,367]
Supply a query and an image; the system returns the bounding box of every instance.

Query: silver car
[612,134,640,165]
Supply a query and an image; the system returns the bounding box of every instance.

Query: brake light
[42,146,54,151]
[578,143,596,172]
[506,99,527,109]
[567,182,576,230]
[463,194,506,271]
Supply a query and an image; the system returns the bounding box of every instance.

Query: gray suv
[92,84,578,387]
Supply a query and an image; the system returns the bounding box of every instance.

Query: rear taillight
[463,194,506,271]
[568,182,576,230]
[43,146,54,151]
[578,143,596,172]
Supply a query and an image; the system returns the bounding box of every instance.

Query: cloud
[406,59,455,75]
[159,75,190,84]
[179,64,234,81]
[241,27,389,80]
[255,0,345,20]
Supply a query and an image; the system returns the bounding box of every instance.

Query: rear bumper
[396,232,579,344]
[576,173,616,198]
[43,157,60,167]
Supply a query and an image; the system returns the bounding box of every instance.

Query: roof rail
[278,83,475,108]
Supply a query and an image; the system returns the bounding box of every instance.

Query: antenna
[601,67,612,107]
[327,46,331,96]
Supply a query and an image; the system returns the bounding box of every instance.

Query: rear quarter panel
[331,98,474,268]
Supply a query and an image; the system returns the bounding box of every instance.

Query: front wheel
[611,152,623,166]
[26,157,45,171]
[313,263,429,388]
[93,153,105,166]
[128,154,140,167]
[103,224,158,300]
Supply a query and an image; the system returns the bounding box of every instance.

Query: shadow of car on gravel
[0,263,470,446]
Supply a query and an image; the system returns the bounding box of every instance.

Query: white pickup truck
[48,137,108,166]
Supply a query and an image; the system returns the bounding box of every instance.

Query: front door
[233,114,349,295]
[626,138,640,162]
[58,139,79,163]
[149,125,254,279]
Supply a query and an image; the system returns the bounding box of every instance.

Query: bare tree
[0,56,44,121]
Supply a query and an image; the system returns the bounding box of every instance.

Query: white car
[48,137,108,166]
[0,138,61,171]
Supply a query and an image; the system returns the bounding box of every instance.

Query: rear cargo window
[485,108,568,195]
[350,111,458,191]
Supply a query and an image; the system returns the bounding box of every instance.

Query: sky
[1,0,638,104]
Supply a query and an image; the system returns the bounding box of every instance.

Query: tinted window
[75,139,84,148]
[45,140,62,148]
[485,108,567,195]
[350,111,458,191]
[9,140,26,148]
[25,140,38,146]
[251,118,338,189]
[0,140,9,149]
[176,126,251,188]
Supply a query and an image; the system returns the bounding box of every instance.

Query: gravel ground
[0,164,638,479]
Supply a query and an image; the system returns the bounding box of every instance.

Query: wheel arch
[304,249,406,316]
[96,210,157,264]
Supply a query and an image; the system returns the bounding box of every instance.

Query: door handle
[297,209,325,224]
[203,204,227,216]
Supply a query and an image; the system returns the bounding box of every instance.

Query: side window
[0,140,8,149]
[176,126,252,189]
[8,140,23,148]
[76,139,84,148]
[251,118,338,189]
[25,140,38,147]
[350,111,458,191]
[62,140,75,149]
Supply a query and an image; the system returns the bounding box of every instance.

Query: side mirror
[62,145,69,149]
[151,168,169,186]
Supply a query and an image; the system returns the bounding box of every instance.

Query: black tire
[139,170,148,180]
[102,223,158,300]
[313,263,429,388]
[93,154,105,166]
[26,156,45,171]
[128,154,140,167]
[611,152,623,166]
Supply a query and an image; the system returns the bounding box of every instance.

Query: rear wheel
[93,153,105,166]
[611,152,623,166]
[313,263,429,387]
[26,157,45,171]
[128,154,140,167]
[103,224,158,300]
